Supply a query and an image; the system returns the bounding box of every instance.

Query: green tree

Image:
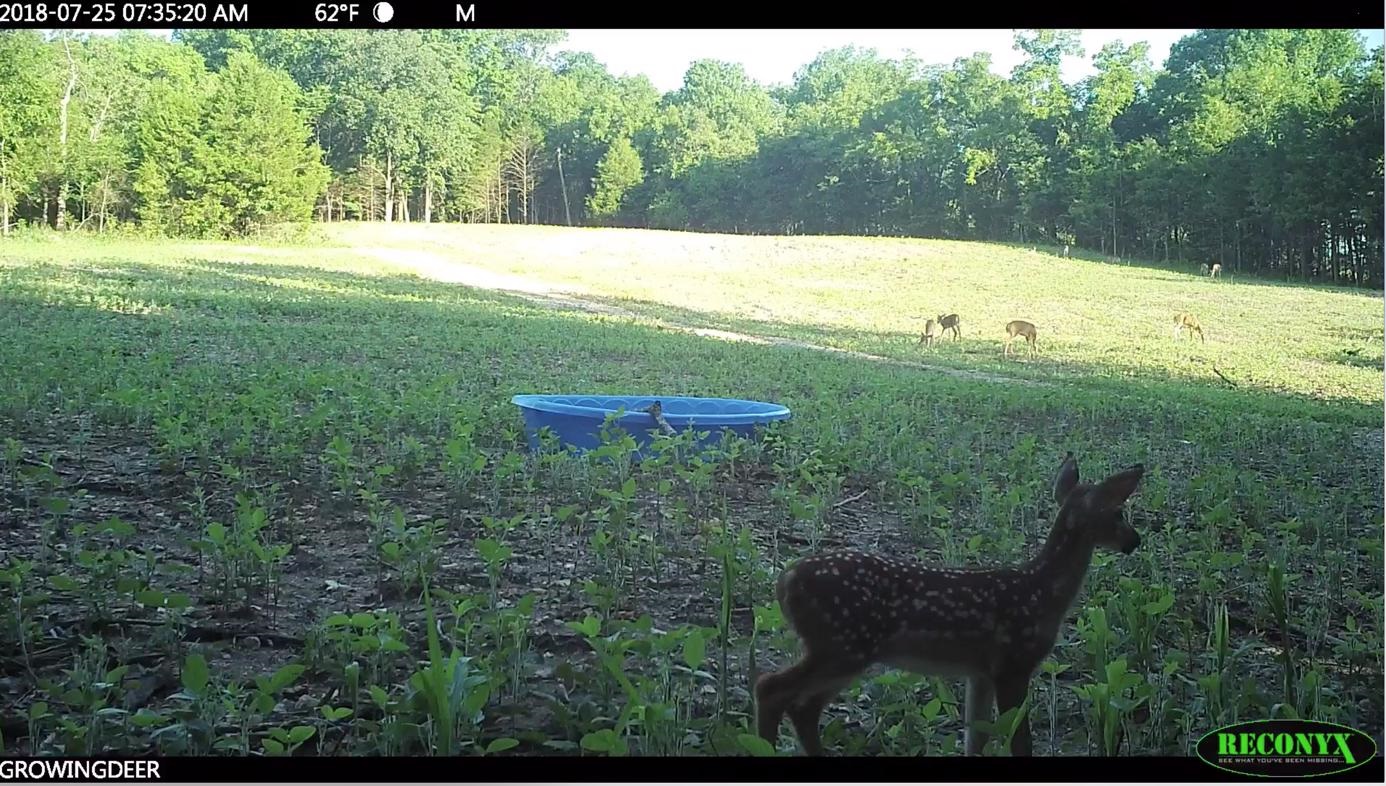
[0,31,55,235]
[586,136,643,221]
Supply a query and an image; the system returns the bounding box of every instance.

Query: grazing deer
[919,318,944,348]
[1209,263,1222,280]
[938,313,962,340]
[1004,320,1038,358]
[1199,263,1209,276]
[1172,312,1205,343]
[1062,245,1070,259]
[755,454,1146,756]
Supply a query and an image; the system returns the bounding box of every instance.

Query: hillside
[327,223,1385,418]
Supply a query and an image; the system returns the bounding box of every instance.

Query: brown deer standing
[938,313,962,340]
[1004,320,1038,358]
[1209,263,1222,280]
[919,318,944,348]
[1172,312,1205,343]
[754,454,1145,756]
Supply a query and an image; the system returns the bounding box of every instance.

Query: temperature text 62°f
[315,2,359,22]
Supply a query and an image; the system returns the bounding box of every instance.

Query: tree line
[0,29,1380,286]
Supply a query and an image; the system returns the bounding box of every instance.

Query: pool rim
[511,394,791,427]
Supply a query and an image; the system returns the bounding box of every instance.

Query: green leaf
[1141,592,1174,615]
[682,631,706,669]
[737,733,777,756]
[568,616,601,638]
[48,575,79,592]
[129,708,163,727]
[101,517,136,537]
[135,590,166,607]
[368,685,389,709]
[267,664,305,693]
[181,653,209,696]
[485,737,520,754]
[320,705,354,721]
[580,729,616,753]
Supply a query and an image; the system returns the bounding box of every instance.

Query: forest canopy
[0,28,1380,286]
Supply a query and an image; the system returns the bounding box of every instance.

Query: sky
[555,29,1386,92]
[90,28,1386,93]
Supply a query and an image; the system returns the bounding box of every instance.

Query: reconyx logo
[1196,719,1377,778]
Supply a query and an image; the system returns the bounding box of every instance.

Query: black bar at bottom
[2,755,1382,783]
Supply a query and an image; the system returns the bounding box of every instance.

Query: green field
[0,223,1381,756]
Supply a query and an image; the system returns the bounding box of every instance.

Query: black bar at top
[0,0,1380,29]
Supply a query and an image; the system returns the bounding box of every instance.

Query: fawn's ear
[1053,452,1079,504]
[1090,465,1146,511]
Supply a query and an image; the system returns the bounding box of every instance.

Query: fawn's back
[777,551,1062,679]
[1006,320,1037,339]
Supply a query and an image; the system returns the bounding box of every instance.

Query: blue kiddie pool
[512,394,791,456]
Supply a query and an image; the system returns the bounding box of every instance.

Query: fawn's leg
[994,673,1033,757]
[963,677,995,756]
[786,677,852,756]
[754,668,795,745]
[756,657,861,754]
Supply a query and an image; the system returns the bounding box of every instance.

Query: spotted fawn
[755,453,1145,756]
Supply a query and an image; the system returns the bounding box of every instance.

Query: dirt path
[356,246,1044,387]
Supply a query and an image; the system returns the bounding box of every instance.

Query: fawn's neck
[1023,507,1097,612]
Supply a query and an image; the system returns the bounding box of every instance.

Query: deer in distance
[1172,312,1206,343]
[919,318,944,348]
[937,313,962,340]
[1004,320,1038,358]
[754,454,1146,757]
[1209,263,1222,280]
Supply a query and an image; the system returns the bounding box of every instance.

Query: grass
[0,222,1380,757]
